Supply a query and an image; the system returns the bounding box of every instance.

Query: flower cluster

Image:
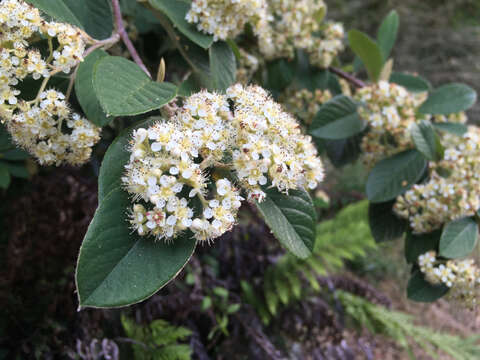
[236,48,260,85]
[227,84,324,201]
[0,0,101,165]
[124,85,324,242]
[123,120,243,243]
[394,126,480,233]
[185,0,270,41]
[6,90,100,165]
[258,0,344,67]
[354,81,427,168]
[419,251,480,309]
[280,87,333,125]
[185,0,344,68]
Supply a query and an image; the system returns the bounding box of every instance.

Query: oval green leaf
[209,41,236,92]
[310,95,365,140]
[148,0,213,49]
[256,188,317,259]
[439,217,478,259]
[377,10,399,60]
[407,271,449,303]
[419,83,477,115]
[75,50,112,127]
[389,72,431,93]
[368,200,406,243]
[76,187,197,308]
[348,30,384,82]
[405,230,441,264]
[0,164,11,189]
[411,120,444,161]
[366,150,427,203]
[433,122,468,136]
[93,56,177,117]
[26,0,113,39]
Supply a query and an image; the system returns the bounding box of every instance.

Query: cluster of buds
[257,0,344,67]
[124,84,324,242]
[0,0,101,165]
[354,81,427,168]
[395,127,480,233]
[419,251,480,310]
[185,0,271,41]
[280,88,333,125]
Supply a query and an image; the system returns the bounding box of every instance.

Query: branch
[328,66,366,88]
[111,0,151,78]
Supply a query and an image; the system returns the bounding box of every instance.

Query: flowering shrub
[1,0,478,312]
[0,0,101,165]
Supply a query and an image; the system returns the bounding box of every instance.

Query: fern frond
[121,315,193,360]
[243,200,377,323]
[338,291,480,360]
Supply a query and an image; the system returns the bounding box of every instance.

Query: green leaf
[405,230,440,264]
[310,95,365,140]
[267,59,295,92]
[368,200,406,243]
[26,0,113,39]
[419,83,477,115]
[0,162,29,179]
[98,118,156,202]
[439,217,478,259]
[256,188,317,259]
[0,164,11,189]
[209,41,236,92]
[25,0,82,28]
[407,271,448,303]
[433,122,468,136]
[390,72,431,93]
[93,56,177,117]
[148,0,213,49]
[322,133,363,167]
[411,120,444,161]
[75,50,112,127]
[1,148,30,161]
[348,30,384,82]
[366,150,427,203]
[377,10,399,61]
[76,187,197,308]
[62,0,113,39]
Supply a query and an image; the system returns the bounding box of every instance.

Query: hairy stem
[328,66,366,88]
[111,0,151,78]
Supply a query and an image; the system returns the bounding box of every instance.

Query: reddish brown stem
[328,66,366,88]
[111,0,151,78]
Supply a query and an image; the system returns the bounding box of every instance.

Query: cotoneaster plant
[2,0,479,312]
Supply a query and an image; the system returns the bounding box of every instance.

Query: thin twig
[111,0,151,78]
[328,66,366,88]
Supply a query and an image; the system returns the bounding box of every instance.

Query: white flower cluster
[280,87,333,125]
[227,84,324,201]
[6,90,100,165]
[185,0,270,41]
[395,127,480,233]
[123,121,243,243]
[124,85,324,242]
[355,81,427,168]
[258,0,344,67]
[185,0,344,68]
[419,251,480,309]
[0,0,101,165]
